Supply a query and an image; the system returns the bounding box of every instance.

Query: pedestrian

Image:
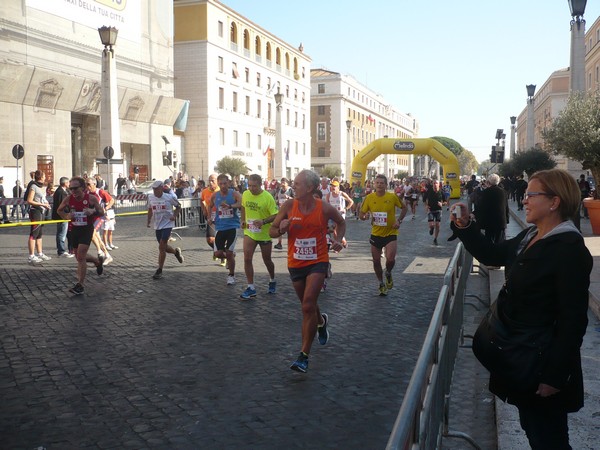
[207,173,242,285]
[442,181,453,210]
[239,174,278,299]
[52,177,73,258]
[475,174,509,245]
[0,176,10,223]
[57,176,106,295]
[577,174,591,219]
[25,170,51,264]
[114,173,127,196]
[133,165,140,183]
[360,174,408,296]
[146,180,184,280]
[514,174,528,211]
[269,169,346,373]
[11,180,25,219]
[450,168,592,450]
[465,174,480,213]
[424,180,443,245]
[351,180,365,219]
[274,177,293,249]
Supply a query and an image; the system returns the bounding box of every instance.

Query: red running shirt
[287,199,329,268]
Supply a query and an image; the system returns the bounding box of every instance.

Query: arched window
[285,53,290,70]
[293,58,299,77]
[275,48,281,66]
[243,29,250,50]
[266,42,272,61]
[230,22,238,44]
[255,36,261,55]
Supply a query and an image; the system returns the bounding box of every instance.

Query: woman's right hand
[449,202,470,228]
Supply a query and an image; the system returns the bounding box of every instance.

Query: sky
[219,0,600,162]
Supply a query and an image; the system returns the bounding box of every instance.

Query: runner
[57,176,106,295]
[146,180,184,280]
[424,180,443,245]
[239,174,279,299]
[351,180,364,219]
[324,180,353,247]
[201,174,225,266]
[360,174,408,296]
[269,169,346,373]
[85,178,114,265]
[273,177,293,249]
[207,173,242,285]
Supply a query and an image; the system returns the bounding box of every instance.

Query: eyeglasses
[524,192,554,200]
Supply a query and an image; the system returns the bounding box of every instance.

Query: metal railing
[386,243,480,450]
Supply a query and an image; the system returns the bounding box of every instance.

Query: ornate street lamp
[526,85,536,150]
[274,88,284,179]
[345,120,352,180]
[510,116,517,158]
[98,26,118,49]
[568,0,587,92]
[568,0,587,18]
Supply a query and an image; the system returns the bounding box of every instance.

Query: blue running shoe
[290,352,309,373]
[317,313,329,345]
[268,281,277,294]
[240,286,257,299]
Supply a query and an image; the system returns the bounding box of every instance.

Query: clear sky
[219,0,600,162]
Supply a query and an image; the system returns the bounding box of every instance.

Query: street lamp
[98,25,121,194]
[346,120,352,181]
[569,0,587,92]
[526,84,536,150]
[509,116,517,158]
[274,88,284,179]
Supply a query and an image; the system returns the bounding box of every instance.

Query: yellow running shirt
[360,192,404,237]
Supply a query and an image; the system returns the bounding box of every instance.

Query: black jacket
[474,185,509,231]
[452,221,592,412]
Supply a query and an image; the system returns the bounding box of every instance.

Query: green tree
[431,136,464,156]
[543,90,600,198]
[320,165,343,180]
[511,147,557,177]
[457,149,479,176]
[498,159,522,178]
[214,156,249,180]
[395,170,409,181]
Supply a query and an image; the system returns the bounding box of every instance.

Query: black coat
[452,221,592,412]
[474,185,509,231]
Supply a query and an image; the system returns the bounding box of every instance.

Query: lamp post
[345,120,352,181]
[98,26,121,193]
[569,0,587,93]
[509,116,517,158]
[273,88,284,179]
[526,84,536,150]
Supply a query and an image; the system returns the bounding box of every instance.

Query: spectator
[577,174,591,219]
[0,176,10,223]
[11,180,25,219]
[52,177,73,258]
[475,174,509,245]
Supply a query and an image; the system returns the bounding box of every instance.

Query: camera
[451,205,461,219]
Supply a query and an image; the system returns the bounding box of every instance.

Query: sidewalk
[493,201,600,450]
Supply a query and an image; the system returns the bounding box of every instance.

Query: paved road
[0,208,460,449]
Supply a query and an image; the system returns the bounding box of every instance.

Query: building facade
[310,69,418,181]
[174,0,311,182]
[0,0,186,191]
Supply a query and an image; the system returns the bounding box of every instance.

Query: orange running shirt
[287,199,329,268]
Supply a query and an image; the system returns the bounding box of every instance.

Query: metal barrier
[386,243,481,450]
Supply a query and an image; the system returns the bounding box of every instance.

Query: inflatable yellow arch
[349,138,461,199]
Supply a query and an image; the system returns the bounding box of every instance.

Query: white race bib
[248,220,261,233]
[293,237,317,260]
[372,212,388,227]
[72,211,88,227]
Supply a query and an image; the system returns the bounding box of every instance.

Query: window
[232,92,238,112]
[219,128,225,145]
[302,114,305,129]
[268,103,272,126]
[245,67,250,83]
[266,77,271,90]
[302,92,305,104]
[257,135,262,150]
[294,112,298,127]
[218,21,224,38]
[230,22,238,44]
[256,72,261,87]
[318,147,326,157]
[295,141,298,155]
[246,132,251,148]
[286,109,290,125]
[218,56,224,73]
[245,96,250,115]
[317,123,326,141]
[255,36,261,56]
[303,143,306,156]
[219,88,224,109]
[256,99,262,118]
[243,29,250,50]
[318,84,325,94]
[233,130,238,147]
[294,89,298,101]
[317,105,325,115]
[232,62,239,78]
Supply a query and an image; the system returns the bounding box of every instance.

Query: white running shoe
[37,253,52,261]
[28,255,43,264]
[103,254,114,265]
[226,275,236,285]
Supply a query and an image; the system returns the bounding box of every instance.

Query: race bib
[372,212,388,227]
[247,220,261,233]
[72,211,88,227]
[411,194,417,199]
[293,237,317,260]
[106,209,115,219]
[219,205,234,219]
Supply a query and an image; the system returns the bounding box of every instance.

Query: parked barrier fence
[386,243,481,450]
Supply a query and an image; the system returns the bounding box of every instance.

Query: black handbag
[472,292,554,392]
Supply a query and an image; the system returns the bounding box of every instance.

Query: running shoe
[240,286,257,299]
[433,238,438,246]
[412,215,416,220]
[429,227,434,236]
[326,262,333,279]
[103,254,113,265]
[37,253,52,261]
[317,313,329,345]
[274,243,283,250]
[379,283,388,296]
[267,281,277,294]
[105,244,113,250]
[168,237,176,242]
[290,352,309,373]
[321,280,327,293]
[96,255,105,275]
[69,283,85,295]
[28,255,42,264]
[220,259,227,267]
[385,272,394,289]
[110,244,118,249]
[175,247,184,263]
[152,268,163,279]
[226,275,236,285]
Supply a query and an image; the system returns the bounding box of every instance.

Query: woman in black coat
[450,169,592,450]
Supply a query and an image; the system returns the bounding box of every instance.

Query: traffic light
[162,150,172,166]
[496,146,505,164]
[172,151,178,168]
[490,146,497,163]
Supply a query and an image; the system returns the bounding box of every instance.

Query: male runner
[360,174,408,296]
[269,169,345,373]
[201,173,225,266]
[324,180,353,247]
[239,174,279,299]
[424,180,443,245]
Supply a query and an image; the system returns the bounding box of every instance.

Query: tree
[457,149,479,176]
[320,165,342,180]
[543,90,600,199]
[511,147,557,178]
[431,136,464,156]
[214,156,249,180]
[498,159,521,178]
[395,170,409,181]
